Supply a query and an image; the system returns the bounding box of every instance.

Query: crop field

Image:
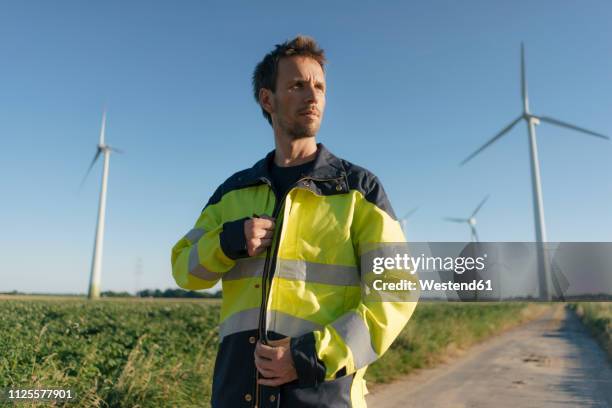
[0,298,542,407]
[1,298,219,407]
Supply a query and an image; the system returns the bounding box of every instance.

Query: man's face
[266,56,326,139]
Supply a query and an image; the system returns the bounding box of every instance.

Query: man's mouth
[299,110,319,118]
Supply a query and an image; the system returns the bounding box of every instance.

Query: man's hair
[252,35,326,125]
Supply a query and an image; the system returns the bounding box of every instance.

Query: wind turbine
[444,195,489,242]
[460,43,609,300]
[81,109,122,299]
[399,206,419,235]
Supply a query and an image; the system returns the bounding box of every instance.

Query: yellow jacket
[171,144,418,408]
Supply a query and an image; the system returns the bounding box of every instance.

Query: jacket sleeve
[290,178,419,386]
[171,185,250,290]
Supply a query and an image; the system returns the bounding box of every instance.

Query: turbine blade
[521,43,528,112]
[471,194,490,217]
[108,146,124,154]
[79,149,102,190]
[537,115,610,140]
[444,217,467,223]
[471,225,479,242]
[99,109,107,146]
[460,116,522,165]
[402,206,419,220]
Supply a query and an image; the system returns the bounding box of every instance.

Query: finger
[252,246,268,257]
[246,238,260,256]
[254,229,274,239]
[254,342,272,360]
[257,229,274,239]
[254,348,272,363]
[257,377,285,387]
[255,342,278,360]
[257,367,276,378]
[244,222,274,239]
[259,214,275,221]
[258,238,273,248]
[248,239,270,257]
[246,225,273,240]
[244,219,256,239]
[254,218,275,230]
[254,357,276,376]
[255,363,276,378]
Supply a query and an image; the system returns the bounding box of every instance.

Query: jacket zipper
[255,174,344,407]
[258,174,344,343]
[257,177,281,346]
[255,177,279,408]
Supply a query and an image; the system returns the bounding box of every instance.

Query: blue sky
[1,1,610,294]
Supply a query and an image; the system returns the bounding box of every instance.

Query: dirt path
[366,305,612,408]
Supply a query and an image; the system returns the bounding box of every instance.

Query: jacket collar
[245,143,345,186]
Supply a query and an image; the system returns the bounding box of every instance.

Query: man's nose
[303,83,320,104]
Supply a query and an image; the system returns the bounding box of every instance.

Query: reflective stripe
[268,310,324,338]
[276,259,360,286]
[185,228,205,244]
[219,308,259,338]
[188,245,223,281]
[219,308,323,340]
[220,258,360,286]
[224,258,266,281]
[331,312,378,369]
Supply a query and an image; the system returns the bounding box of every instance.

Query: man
[171,36,418,408]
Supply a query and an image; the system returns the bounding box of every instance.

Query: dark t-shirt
[269,159,315,200]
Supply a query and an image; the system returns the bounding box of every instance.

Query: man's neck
[273,135,318,167]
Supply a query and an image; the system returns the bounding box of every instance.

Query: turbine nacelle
[444,195,489,242]
[523,114,540,126]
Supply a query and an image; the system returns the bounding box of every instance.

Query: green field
[0,298,544,407]
[570,302,612,359]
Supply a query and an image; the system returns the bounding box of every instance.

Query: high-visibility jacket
[171,144,418,408]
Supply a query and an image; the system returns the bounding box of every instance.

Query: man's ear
[259,88,274,116]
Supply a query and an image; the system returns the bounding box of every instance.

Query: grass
[0,299,219,407]
[569,302,612,359]
[0,299,545,407]
[0,295,221,304]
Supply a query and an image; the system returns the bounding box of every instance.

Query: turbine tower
[444,195,489,242]
[82,109,122,299]
[461,44,609,300]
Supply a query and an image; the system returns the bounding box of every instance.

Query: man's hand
[254,338,298,387]
[244,215,275,256]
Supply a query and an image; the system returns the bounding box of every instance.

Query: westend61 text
[372,279,493,292]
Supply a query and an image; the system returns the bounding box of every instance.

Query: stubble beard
[278,114,321,140]
[288,121,319,140]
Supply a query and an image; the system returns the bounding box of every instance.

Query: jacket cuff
[290,332,326,388]
[219,217,249,260]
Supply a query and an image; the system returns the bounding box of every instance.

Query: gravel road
[366,305,612,408]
